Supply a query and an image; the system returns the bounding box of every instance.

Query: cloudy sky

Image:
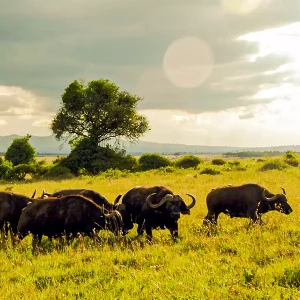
[1,0,300,147]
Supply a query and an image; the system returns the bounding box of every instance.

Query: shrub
[138,153,171,171]
[228,161,240,167]
[61,138,101,175]
[32,160,49,177]
[52,156,67,165]
[160,166,177,173]
[260,159,287,171]
[211,158,226,166]
[257,158,265,163]
[285,158,299,167]
[61,138,135,175]
[175,155,203,169]
[0,160,15,180]
[284,151,297,159]
[283,151,299,166]
[5,134,36,166]
[78,168,89,176]
[46,165,73,178]
[13,164,36,180]
[225,160,246,171]
[200,167,221,175]
[117,155,138,171]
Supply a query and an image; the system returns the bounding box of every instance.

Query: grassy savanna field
[0,157,300,299]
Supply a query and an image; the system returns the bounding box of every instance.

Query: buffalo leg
[257,214,264,225]
[145,224,153,241]
[248,210,259,225]
[32,234,42,255]
[66,233,74,245]
[168,222,179,240]
[91,229,101,244]
[203,212,218,225]
[137,218,145,236]
[9,224,18,247]
[0,222,7,247]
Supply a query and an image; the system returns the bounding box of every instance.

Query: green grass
[1,158,300,299]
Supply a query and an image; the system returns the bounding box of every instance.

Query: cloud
[1,1,299,101]
[0,86,58,117]
[1,0,300,145]
[32,119,51,127]
[141,96,300,147]
[136,53,292,113]
[239,112,255,120]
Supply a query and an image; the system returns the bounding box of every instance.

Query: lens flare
[221,0,263,15]
[163,36,214,88]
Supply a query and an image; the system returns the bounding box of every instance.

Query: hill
[0,135,299,155]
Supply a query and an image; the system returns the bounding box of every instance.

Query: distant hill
[0,135,299,155]
[0,135,71,155]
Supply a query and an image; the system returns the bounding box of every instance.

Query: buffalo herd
[0,183,293,252]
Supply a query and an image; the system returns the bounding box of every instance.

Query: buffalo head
[262,188,293,215]
[101,210,124,236]
[113,195,131,234]
[146,193,196,219]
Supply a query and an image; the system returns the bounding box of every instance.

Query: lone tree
[51,79,150,147]
[5,134,36,166]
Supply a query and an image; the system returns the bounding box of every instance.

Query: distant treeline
[223,151,288,158]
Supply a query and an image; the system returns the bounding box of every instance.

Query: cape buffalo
[41,188,127,233]
[41,188,122,211]
[17,194,124,251]
[0,190,36,244]
[203,183,293,225]
[120,186,196,240]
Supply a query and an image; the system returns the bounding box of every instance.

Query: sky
[0,0,300,147]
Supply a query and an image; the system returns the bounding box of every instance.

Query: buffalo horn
[186,193,196,209]
[146,193,172,208]
[262,189,278,201]
[31,189,36,199]
[114,194,122,205]
[41,189,51,198]
[280,187,286,195]
[101,205,110,216]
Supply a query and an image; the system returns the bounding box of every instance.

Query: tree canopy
[51,79,150,146]
[5,134,36,166]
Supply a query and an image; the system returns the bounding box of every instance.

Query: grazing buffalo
[120,186,196,240]
[41,189,122,211]
[17,194,124,251]
[0,190,36,244]
[203,183,293,225]
[41,188,127,233]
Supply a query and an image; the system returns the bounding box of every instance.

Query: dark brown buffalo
[41,189,122,211]
[0,190,36,243]
[41,188,127,233]
[203,183,293,225]
[120,185,196,240]
[17,194,124,251]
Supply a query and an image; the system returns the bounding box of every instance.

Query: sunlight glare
[221,0,264,15]
[163,36,214,88]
